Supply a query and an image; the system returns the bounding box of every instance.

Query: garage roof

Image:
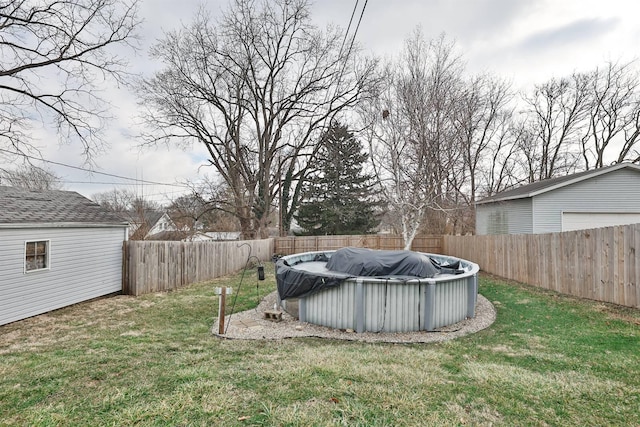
[0,186,128,225]
[476,163,640,205]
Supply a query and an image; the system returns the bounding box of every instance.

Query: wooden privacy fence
[444,225,640,308]
[273,234,443,255]
[122,239,274,296]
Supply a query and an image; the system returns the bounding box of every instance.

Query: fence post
[122,241,129,295]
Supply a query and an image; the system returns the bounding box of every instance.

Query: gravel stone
[212,291,496,343]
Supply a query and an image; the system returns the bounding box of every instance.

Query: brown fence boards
[444,224,640,309]
[273,234,443,255]
[122,228,640,308]
[123,239,274,296]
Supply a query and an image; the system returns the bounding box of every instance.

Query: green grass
[1,264,639,426]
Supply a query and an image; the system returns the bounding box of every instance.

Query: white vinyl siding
[0,226,127,325]
[147,213,176,237]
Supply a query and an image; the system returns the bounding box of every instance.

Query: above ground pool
[275,247,480,333]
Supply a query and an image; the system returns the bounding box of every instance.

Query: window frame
[24,239,51,273]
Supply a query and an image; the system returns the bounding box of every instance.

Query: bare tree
[168,177,240,235]
[580,60,640,168]
[138,0,378,239]
[454,74,513,201]
[92,187,161,239]
[92,188,139,213]
[520,73,591,180]
[477,118,526,197]
[0,0,140,159]
[92,188,158,216]
[0,164,63,190]
[362,32,465,247]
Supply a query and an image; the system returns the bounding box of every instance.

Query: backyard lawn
[1,263,639,426]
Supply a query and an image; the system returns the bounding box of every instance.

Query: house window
[25,240,49,272]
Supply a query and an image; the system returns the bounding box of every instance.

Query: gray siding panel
[533,168,640,233]
[476,198,532,235]
[0,226,127,325]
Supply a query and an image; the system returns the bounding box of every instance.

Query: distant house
[0,186,128,325]
[127,210,179,240]
[476,163,640,235]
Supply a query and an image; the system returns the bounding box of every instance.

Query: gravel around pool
[212,291,496,344]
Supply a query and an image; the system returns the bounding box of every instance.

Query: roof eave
[476,194,531,205]
[477,163,640,205]
[0,222,130,229]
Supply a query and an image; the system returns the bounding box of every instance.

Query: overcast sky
[28,0,640,203]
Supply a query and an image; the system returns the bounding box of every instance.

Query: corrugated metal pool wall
[300,274,477,332]
[429,276,472,329]
[363,281,421,332]
[281,250,480,333]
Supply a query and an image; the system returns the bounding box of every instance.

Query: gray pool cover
[276,247,463,300]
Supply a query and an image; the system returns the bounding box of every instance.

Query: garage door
[562,212,640,231]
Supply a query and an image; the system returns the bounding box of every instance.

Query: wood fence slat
[123,239,273,296]
[273,234,444,255]
[623,225,633,307]
[635,225,640,308]
[595,228,602,301]
[122,227,640,308]
[442,224,640,309]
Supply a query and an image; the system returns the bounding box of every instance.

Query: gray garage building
[0,186,128,325]
[476,163,640,235]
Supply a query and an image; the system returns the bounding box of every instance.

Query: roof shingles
[0,186,127,225]
[476,163,640,204]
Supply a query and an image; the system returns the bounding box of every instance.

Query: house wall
[475,198,533,235]
[533,168,640,233]
[147,213,176,237]
[0,225,127,325]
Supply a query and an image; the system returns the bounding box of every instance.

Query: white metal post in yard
[214,287,233,334]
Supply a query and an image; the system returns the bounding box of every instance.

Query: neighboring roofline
[0,222,129,229]
[476,163,640,205]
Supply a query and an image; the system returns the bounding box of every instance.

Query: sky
[14,0,640,204]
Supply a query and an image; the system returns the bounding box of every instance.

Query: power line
[62,180,182,186]
[0,148,190,188]
[339,1,360,57]
[344,0,368,61]
[321,0,368,125]
[335,1,368,86]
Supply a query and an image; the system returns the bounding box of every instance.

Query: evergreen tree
[295,122,379,235]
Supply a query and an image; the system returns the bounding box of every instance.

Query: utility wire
[62,180,183,186]
[339,0,360,57]
[0,148,190,188]
[344,0,368,62]
[320,0,368,127]
[334,0,368,88]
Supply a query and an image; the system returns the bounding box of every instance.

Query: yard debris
[263,310,283,321]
